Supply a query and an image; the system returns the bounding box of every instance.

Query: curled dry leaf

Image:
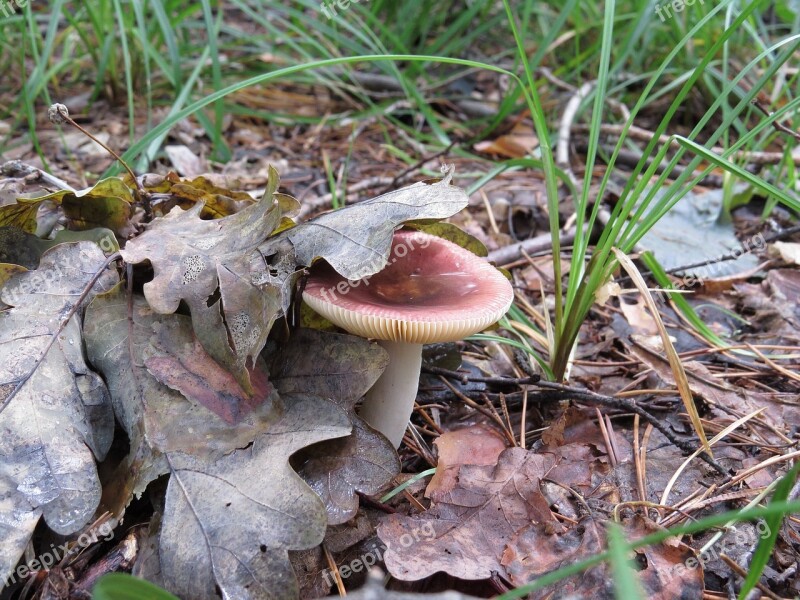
[0,242,117,580]
[0,178,136,236]
[379,447,558,581]
[502,515,703,598]
[120,167,288,394]
[380,418,706,596]
[160,394,351,600]
[426,424,509,500]
[267,328,399,525]
[84,287,283,517]
[86,288,354,598]
[263,174,469,280]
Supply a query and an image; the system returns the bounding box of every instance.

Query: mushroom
[302,229,514,448]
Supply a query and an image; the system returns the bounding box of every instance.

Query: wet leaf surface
[86,288,353,598]
[0,242,117,581]
[267,328,399,525]
[160,394,350,600]
[265,176,469,280]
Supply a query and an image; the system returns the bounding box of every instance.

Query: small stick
[377,140,457,195]
[720,553,784,600]
[424,364,732,476]
[752,95,800,143]
[48,104,144,196]
[323,543,347,597]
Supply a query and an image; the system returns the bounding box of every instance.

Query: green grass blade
[101,54,523,179]
[607,522,646,600]
[738,462,800,599]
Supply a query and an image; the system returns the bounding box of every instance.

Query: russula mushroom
[302,229,513,448]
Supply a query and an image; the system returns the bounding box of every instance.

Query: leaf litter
[1,96,799,600]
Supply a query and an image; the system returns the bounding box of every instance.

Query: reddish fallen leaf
[426,424,509,500]
[503,515,703,598]
[379,447,559,581]
[145,335,272,425]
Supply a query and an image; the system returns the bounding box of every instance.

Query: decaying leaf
[159,394,350,600]
[473,122,539,158]
[85,287,284,517]
[502,515,703,598]
[263,174,469,280]
[145,323,273,425]
[267,328,399,525]
[134,170,279,219]
[0,226,119,271]
[0,178,136,237]
[380,418,707,596]
[0,242,117,581]
[120,168,288,394]
[426,425,509,500]
[379,447,558,581]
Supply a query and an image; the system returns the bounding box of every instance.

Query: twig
[720,554,784,600]
[1,160,75,192]
[487,227,577,265]
[574,123,800,165]
[48,104,144,196]
[422,365,540,386]
[424,365,732,476]
[295,176,395,220]
[752,96,800,143]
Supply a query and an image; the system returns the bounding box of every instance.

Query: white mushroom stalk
[358,341,423,447]
[302,230,513,449]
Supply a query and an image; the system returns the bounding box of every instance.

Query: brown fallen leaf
[120,167,289,394]
[502,515,703,598]
[267,328,399,525]
[379,447,558,581]
[619,295,659,336]
[145,325,273,424]
[85,287,354,599]
[474,122,539,158]
[426,424,509,500]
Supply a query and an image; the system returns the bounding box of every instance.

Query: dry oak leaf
[264,172,469,281]
[85,290,352,599]
[504,515,702,599]
[159,394,351,600]
[267,328,399,525]
[378,447,558,581]
[120,167,289,394]
[0,177,136,236]
[84,286,284,521]
[0,242,117,581]
[426,424,509,500]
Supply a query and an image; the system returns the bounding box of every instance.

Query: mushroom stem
[358,341,423,448]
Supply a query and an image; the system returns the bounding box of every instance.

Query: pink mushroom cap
[302,230,514,343]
